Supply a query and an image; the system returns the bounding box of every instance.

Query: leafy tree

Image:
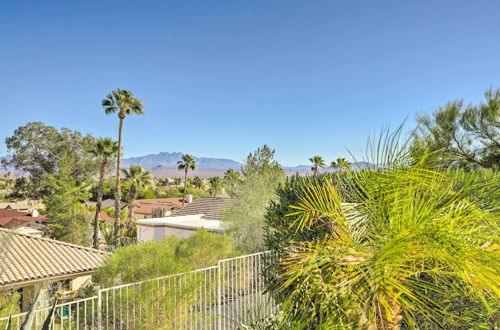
[102,89,145,247]
[44,154,92,245]
[413,87,499,169]
[89,137,118,249]
[191,176,204,189]
[10,177,30,199]
[223,145,285,253]
[223,169,241,196]
[265,129,499,329]
[177,154,196,207]
[309,155,326,175]
[173,177,182,186]
[208,176,223,196]
[2,122,98,198]
[122,166,154,230]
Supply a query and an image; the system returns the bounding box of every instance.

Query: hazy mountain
[122,152,242,169]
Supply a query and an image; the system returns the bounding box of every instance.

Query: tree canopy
[413,87,499,169]
[2,122,98,198]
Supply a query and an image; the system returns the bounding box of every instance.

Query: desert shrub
[95,229,237,286]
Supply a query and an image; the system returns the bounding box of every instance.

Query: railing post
[217,260,222,330]
[97,289,102,330]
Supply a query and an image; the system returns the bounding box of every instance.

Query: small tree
[308,155,326,175]
[208,176,223,196]
[223,169,241,196]
[177,154,196,207]
[44,154,92,245]
[192,176,204,189]
[122,166,154,231]
[223,145,285,253]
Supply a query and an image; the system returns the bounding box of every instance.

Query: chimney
[186,195,193,204]
[31,209,39,217]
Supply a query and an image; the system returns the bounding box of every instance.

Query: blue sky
[1,0,499,166]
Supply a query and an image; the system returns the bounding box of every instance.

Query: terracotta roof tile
[0,229,107,288]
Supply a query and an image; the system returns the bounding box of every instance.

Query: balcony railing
[0,251,278,329]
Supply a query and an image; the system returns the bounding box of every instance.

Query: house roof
[0,210,45,229]
[0,229,107,288]
[0,200,45,211]
[101,199,127,209]
[172,197,231,220]
[133,198,184,215]
[86,211,115,223]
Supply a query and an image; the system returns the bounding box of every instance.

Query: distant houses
[137,197,231,242]
[0,208,45,229]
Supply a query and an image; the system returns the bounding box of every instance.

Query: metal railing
[0,251,277,329]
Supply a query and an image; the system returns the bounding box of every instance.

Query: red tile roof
[0,210,45,229]
[133,198,184,215]
[86,211,115,223]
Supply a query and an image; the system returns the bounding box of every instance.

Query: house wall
[137,225,196,242]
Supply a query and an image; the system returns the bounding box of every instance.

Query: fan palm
[208,176,223,196]
[336,157,351,171]
[177,154,196,206]
[192,176,203,189]
[102,89,145,247]
[309,156,326,175]
[122,166,154,230]
[330,160,338,172]
[272,129,499,329]
[90,137,118,249]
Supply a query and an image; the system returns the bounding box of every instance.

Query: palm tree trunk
[93,158,107,249]
[182,169,188,207]
[126,186,136,232]
[113,117,124,247]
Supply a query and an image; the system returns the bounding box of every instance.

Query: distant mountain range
[122,152,242,169]
[0,152,372,178]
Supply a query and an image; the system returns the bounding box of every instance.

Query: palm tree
[173,177,182,186]
[177,154,196,207]
[90,137,118,249]
[102,89,145,247]
[309,155,326,175]
[336,157,351,171]
[271,129,499,328]
[192,176,203,190]
[224,169,241,195]
[208,176,223,196]
[330,160,338,172]
[122,166,154,231]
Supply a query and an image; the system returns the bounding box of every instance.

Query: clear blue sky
[1,0,499,166]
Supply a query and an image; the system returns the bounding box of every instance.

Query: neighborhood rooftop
[172,196,231,220]
[0,228,107,288]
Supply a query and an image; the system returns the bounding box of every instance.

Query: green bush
[95,229,237,286]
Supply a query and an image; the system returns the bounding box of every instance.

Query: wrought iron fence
[0,251,277,329]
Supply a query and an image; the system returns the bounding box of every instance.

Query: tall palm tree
[177,154,196,207]
[309,155,326,175]
[122,166,154,231]
[208,176,223,196]
[102,89,145,247]
[90,137,118,249]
